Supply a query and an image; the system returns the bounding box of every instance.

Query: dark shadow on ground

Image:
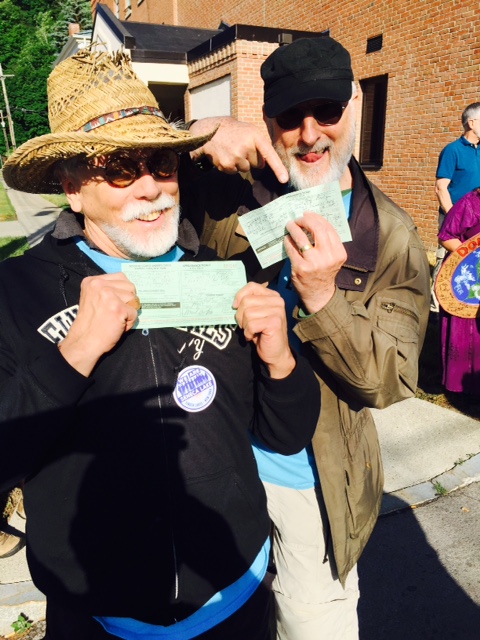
[358,494,480,639]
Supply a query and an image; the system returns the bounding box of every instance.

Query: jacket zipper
[380,302,418,321]
[146,330,180,602]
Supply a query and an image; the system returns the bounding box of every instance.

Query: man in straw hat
[0,49,320,639]
[182,36,430,639]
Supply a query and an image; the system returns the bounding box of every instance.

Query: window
[190,76,231,120]
[359,75,388,170]
[124,0,131,18]
[114,0,119,17]
[366,34,383,54]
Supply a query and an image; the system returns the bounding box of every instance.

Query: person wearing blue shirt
[436,103,480,213]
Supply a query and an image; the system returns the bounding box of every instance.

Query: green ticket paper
[240,181,352,268]
[122,261,247,329]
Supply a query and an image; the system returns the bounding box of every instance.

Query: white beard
[102,195,180,260]
[274,115,356,191]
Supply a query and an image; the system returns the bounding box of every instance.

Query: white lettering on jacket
[37,305,79,344]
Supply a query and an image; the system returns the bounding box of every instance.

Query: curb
[381,453,480,515]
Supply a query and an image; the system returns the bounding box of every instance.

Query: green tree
[50,0,92,56]
[8,11,56,145]
[0,0,92,156]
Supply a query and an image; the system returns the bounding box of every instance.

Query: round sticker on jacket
[173,365,217,412]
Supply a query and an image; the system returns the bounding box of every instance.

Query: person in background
[432,103,480,311]
[0,49,320,640]
[438,186,480,395]
[0,487,25,559]
[186,35,430,640]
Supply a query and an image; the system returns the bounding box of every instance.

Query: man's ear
[61,177,83,213]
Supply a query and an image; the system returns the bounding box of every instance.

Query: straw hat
[3,49,215,194]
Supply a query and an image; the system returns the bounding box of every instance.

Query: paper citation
[122,261,247,329]
[240,180,352,268]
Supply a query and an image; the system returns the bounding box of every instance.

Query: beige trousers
[263,482,359,640]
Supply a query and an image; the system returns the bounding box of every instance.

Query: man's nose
[132,170,165,200]
[299,116,324,147]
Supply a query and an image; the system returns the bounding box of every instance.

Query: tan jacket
[184,158,430,584]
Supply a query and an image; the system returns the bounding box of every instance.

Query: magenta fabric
[438,189,480,394]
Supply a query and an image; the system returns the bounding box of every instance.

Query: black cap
[262,37,354,118]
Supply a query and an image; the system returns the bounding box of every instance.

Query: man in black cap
[187,36,430,639]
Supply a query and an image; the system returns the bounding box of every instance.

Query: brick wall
[92,0,480,250]
[188,41,276,129]
[93,0,175,23]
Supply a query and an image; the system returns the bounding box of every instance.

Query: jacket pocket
[344,410,384,540]
[376,296,420,344]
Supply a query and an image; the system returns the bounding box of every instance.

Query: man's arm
[234,282,320,454]
[188,116,288,183]
[435,177,453,213]
[0,272,139,490]
[286,213,430,409]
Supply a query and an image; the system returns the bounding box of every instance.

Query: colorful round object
[435,233,480,318]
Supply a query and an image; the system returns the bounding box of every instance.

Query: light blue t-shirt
[75,239,185,271]
[251,190,352,490]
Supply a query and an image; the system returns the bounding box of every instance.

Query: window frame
[359,74,388,171]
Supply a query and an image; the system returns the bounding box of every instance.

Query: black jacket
[0,213,319,624]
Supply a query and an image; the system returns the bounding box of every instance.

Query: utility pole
[0,109,10,155]
[0,63,16,150]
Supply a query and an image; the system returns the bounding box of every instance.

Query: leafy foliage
[11,613,32,633]
[50,0,93,54]
[0,0,92,156]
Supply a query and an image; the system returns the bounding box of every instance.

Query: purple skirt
[440,309,480,394]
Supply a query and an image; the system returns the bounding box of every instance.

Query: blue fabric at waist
[250,435,320,489]
[94,538,270,640]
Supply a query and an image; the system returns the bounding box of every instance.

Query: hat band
[77,106,166,133]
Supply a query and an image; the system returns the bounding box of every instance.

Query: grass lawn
[42,193,69,209]
[0,236,29,261]
[0,181,17,221]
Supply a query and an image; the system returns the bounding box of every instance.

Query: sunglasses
[93,149,180,188]
[275,102,349,130]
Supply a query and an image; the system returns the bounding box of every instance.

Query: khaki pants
[264,482,359,640]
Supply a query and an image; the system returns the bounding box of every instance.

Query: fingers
[126,295,142,311]
[233,281,270,311]
[233,283,285,336]
[59,274,140,377]
[285,212,344,259]
[189,117,289,183]
[257,137,289,184]
[284,213,347,314]
[233,282,296,378]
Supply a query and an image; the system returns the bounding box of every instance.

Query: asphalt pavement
[1,185,480,637]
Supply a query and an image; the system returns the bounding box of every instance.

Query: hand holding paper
[234,282,296,379]
[285,212,348,314]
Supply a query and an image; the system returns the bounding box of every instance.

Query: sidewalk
[0,183,61,246]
